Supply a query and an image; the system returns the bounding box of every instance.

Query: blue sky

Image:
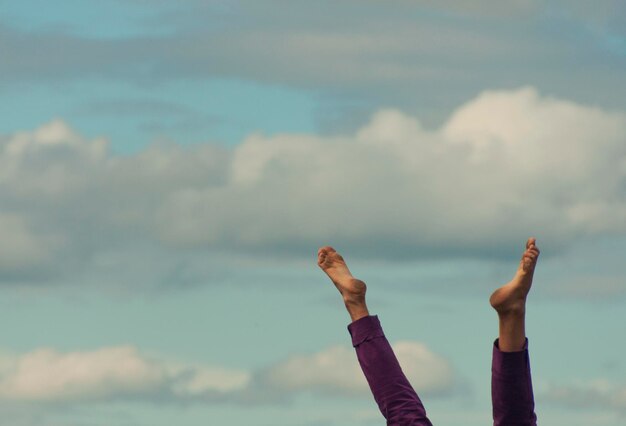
[0,1,625,425]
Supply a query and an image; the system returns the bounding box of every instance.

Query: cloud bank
[0,345,249,403]
[256,341,456,398]
[0,340,455,404]
[543,379,626,412]
[1,87,624,285]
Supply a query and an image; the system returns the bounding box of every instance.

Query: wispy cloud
[1,0,624,110]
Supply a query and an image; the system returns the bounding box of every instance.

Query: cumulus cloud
[0,213,63,274]
[152,87,626,257]
[542,379,626,412]
[0,340,455,404]
[1,88,625,286]
[256,341,457,398]
[0,346,250,403]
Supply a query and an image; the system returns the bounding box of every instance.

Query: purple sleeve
[348,315,433,426]
[491,338,537,426]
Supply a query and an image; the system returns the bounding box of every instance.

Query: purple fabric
[348,315,537,426]
[348,315,433,426]
[491,338,537,426]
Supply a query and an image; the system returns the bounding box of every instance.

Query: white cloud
[0,346,250,403]
[1,87,624,292]
[168,364,250,397]
[155,87,626,253]
[392,341,457,395]
[0,214,63,272]
[542,379,626,412]
[0,346,164,401]
[0,340,454,404]
[0,119,107,197]
[257,341,456,397]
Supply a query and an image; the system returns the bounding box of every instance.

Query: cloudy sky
[0,1,625,425]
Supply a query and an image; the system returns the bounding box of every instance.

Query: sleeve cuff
[347,315,385,347]
[492,338,531,376]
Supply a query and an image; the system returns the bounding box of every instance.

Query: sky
[0,0,625,425]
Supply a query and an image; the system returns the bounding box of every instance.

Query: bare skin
[489,237,540,352]
[317,246,370,322]
[318,238,540,349]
